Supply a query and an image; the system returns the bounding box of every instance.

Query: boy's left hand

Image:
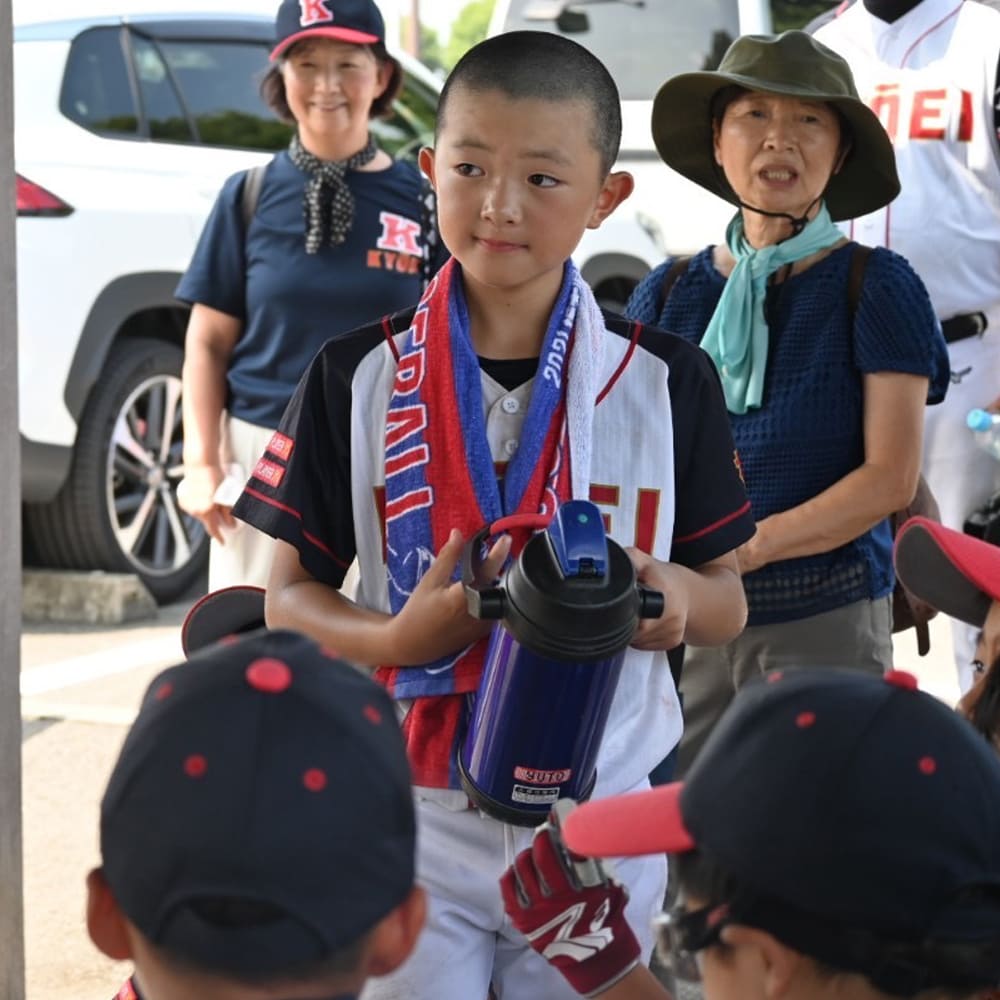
[625,549,688,651]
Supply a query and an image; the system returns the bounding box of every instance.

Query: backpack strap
[846,243,873,320]
[241,164,267,234]
[658,255,692,313]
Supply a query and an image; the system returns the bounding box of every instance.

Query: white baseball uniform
[817,0,1000,690]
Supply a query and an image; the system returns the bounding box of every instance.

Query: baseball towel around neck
[376,257,606,787]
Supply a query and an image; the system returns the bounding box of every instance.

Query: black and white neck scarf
[289,131,378,254]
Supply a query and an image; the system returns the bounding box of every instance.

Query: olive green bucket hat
[651,30,899,221]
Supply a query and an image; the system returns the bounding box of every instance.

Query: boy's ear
[418,147,436,187]
[720,923,804,999]
[365,886,427,977]
[586,170,634,229]
[86,868,134,962]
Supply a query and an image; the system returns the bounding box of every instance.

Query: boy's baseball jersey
[234,307,754,799]
[816,0,1000,321]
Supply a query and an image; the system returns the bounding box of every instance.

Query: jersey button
[504,439,519,457]
[501,396,520,414]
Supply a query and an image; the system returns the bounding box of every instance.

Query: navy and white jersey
[234,307,754,796]
[176,151,446,428]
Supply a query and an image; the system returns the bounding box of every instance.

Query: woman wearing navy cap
[177,0,443,591]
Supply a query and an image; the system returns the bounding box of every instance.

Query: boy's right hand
[388,528,511,665]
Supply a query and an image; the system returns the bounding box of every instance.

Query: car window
[157,39,292,152]
[59,26,139,136]
[495,0,740,98]
[130,34,196,143]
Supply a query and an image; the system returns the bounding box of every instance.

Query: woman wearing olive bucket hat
[625,31,951,776]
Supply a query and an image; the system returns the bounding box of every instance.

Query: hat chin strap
[736,193,824,240]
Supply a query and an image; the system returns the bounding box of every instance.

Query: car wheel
[24,338,208,603]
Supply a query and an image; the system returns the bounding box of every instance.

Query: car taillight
[16,174,74,217]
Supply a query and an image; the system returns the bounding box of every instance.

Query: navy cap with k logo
[272,0,386,61]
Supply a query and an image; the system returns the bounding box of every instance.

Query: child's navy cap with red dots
[563,668,1000,992]
[99,629,414,977]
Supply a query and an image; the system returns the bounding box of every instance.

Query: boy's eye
[528,174,558,188]
[455,163,483,177]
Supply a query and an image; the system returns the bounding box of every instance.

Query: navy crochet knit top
[626,242,950,627]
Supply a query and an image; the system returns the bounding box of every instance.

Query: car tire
[24,338,208,603]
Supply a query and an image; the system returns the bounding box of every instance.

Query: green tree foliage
[444,0,496,69]
[771,0,842,31]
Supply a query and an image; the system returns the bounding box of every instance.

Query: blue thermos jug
[458,499,664,827]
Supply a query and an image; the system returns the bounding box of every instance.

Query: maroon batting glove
[500,819,641,997]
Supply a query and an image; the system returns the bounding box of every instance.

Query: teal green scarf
[701,203,844,414]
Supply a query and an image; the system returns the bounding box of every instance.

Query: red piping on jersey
[673,499,752,545]
[596,321,642,405]
[241,486,352,569]
[382,315,401,362]
[900,3,962,67]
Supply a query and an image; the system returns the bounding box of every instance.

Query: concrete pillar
[0,0,26,994]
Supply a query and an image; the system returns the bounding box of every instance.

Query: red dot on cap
[364,704,383,725]
[184,754,208,778]
[303,768,328,792]
[245,658,292,693]
[919,756,938,775]
[320,646,340,660]
[766,671,784,684]
[220,634,241,647]
[885,670,918,691]
[796,711,817,729]
[155,681,174,701]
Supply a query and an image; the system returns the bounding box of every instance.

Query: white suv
[15,1,441,602]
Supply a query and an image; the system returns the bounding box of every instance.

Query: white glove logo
[525,899,614,962]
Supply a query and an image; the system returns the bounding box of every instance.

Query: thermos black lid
[501,500,653,661]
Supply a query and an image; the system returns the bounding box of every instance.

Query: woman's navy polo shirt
[176,150,443,428]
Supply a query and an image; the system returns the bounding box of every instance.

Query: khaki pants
[209,414,361,598]
[677,597,893,776]
[207,415,276,592]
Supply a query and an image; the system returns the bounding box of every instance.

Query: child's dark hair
[261,42,402,124]
[962,650,1000,750]
[436,31,622,176]
[673,849,995,999]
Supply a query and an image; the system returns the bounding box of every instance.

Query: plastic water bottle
[967,408,1000,461]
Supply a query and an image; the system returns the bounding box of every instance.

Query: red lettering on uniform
[252,458,286,489]
[367,249,382,268]
[385,405,427,450]
[634,489,660,555]
[397,254,418,274]
[870,84,900,142]
[383,250,398,271]
[266,431,294,462]
[589,483,620,534]
[385,487,433,523]
[299,0,332,26]
[386,445,430,477]
[396,350,425,395]
[377,212,422,256]
[910,88,947,140]
[958,89,973,142]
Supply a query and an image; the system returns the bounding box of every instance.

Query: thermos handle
[638,586,665,619]
[462,523,506,621]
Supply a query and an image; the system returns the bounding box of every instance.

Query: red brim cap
[181,586,267,657]
[894,515,1000,628]
[562,783,696,859]
[270,27,380,61]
